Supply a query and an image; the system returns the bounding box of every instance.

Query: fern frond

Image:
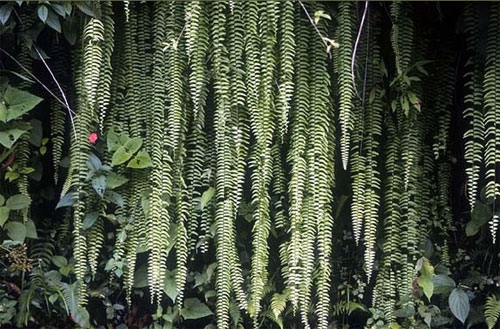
[147,1,170,303]
[334,2,356,170]
[485,295,500,329]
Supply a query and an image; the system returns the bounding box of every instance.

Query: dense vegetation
[1,1,500,328]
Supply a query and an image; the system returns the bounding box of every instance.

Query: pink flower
[88,132,98,144]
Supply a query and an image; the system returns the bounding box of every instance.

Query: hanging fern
[463,3,485,210]
[335,2,356,171]
[483,3,500,242]
[146,1,170,303]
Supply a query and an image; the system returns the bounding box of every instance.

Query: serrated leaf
[449,288,470,324]
[6,194,31,210]
[181,298,213,320]
[0,206,9,227]
[6,221,26,242]
[112,146,132,166]
[106,172,128,189]
[37,5,48,23]
[127,151,152,169]
[83,212,99,230]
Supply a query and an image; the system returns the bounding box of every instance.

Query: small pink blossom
[88,132,98,144]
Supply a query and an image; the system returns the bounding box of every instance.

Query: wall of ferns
[2,1,500,328]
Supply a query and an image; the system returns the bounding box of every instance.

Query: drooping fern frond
[146,1,170,303]
[227,1,249,312]
[86,216,104,276]
[308,4,334,328]
[185,1,210,252]
[335,2,356,170]
[209,2,246,327]
[483,3,500,242]
[247,1,278,321]
[463,3,485,210]
[286,2,310,310]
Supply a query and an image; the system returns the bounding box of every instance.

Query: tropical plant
[2,1,500,329]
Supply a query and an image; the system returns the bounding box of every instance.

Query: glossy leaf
[449,288,470,324]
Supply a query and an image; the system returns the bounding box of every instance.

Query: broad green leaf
[56,192,75,208]
[6,221,26,242]
[50,4,66,17]
[48,293,58,304]
[37,5,48,23]
[6,194,31,210]
[0,206,9,227]
[52,255,68,268]
[164,270,178,302]
[200,187,215,210]
[45,10,61,33]
[418,274,434,301]
[432,274,456,295]
[3,86,43,122]
[106,129,120,152]
[133,264,148,288]
[0,128,28,148]
[112,146,132,166]
[28,119,43,147]
[0,194,4,206]
[106,172,128,189]
[92,175,106,198]
[465,221,479,237]
[25,219,37,238]
[181,298,213,320]
[83,212,99,230]
[449,288,470,324]
[76,2,95,17]
[127,151,152,169]
[0,101,6,122]
[104,190,124,207]
[124,137,142,154]
[86,154,102,172]
[62,16,77,45]
[0,4,13,25]
[394,305,415,318]
[471,202,491,226]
